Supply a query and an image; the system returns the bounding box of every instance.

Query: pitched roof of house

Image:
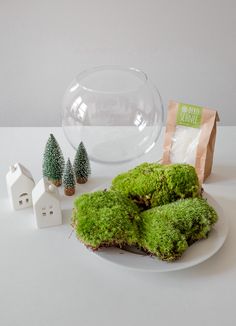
[6,162,34,187]
[32,177,60,204]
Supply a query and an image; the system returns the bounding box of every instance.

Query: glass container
[62,66,163,164]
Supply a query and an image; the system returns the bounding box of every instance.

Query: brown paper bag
[162,100,219,184]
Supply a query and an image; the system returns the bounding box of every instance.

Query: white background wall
[0,0,235,126]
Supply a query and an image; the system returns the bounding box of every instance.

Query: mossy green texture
[139,198,218,261]
[111,163,200,209]
[72,190,140,249]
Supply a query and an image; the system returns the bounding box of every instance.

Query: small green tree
[63,158,76,196]
[73,142,91,184]
[42,134,65,186]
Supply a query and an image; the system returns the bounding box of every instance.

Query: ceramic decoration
[32,178,62,228]
[6,163,35,210]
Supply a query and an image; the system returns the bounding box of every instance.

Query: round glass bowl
[62,66,163,164]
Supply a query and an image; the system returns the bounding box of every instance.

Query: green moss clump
[139,198,218,261]
[72,163,217,262]
[111,163,200,209]
[72,190,140,250]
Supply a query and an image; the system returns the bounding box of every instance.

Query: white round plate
[90,187,229,272]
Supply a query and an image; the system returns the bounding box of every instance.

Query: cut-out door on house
[19,193,30,207]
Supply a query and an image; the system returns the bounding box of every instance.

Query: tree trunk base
[77,177,88,184]
[64,187,75,196]
[50,179,62,187]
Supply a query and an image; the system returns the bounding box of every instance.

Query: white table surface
[0,127,235,326]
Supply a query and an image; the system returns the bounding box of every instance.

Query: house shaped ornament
[32,178,62,228]
[6,163,35,210]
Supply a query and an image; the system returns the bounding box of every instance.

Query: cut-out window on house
[19,200,23,205]
[42,212,46,216]
[49,211,53,215]
[26,198,29,203]
[20,193,28,197]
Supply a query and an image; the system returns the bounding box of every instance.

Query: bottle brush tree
[73,142,91,184]
[42,133,65,186]
[63,158,76,196]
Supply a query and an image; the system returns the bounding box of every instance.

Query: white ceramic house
[6,163,35,210]
[32,178,62,228]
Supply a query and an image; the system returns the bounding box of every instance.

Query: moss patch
[72,190,140,250]
[111,163,200,209]
[72,163,218,262]
[139,198,218,261]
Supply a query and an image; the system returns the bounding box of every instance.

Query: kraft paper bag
[162,100,219,184]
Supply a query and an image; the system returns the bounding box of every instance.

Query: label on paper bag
[176,103,203,128]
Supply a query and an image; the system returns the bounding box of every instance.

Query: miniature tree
[63,158,76,196]
[73,142,91,184]
[42,134,65,186]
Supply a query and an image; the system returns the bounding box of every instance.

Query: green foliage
[72,190,140,249]
[139,198,218,261]
[63,158,75,189]
[73,142,91,181]
[72,191,218,260]
[71,162,218,261]
[111,163,200,209]
[42,134,65,181]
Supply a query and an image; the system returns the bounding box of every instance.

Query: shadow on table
[205,165,236,184]
[62,209,72,225]
[75,176,112,194]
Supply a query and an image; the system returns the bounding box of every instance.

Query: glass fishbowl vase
[62,66,163,164]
